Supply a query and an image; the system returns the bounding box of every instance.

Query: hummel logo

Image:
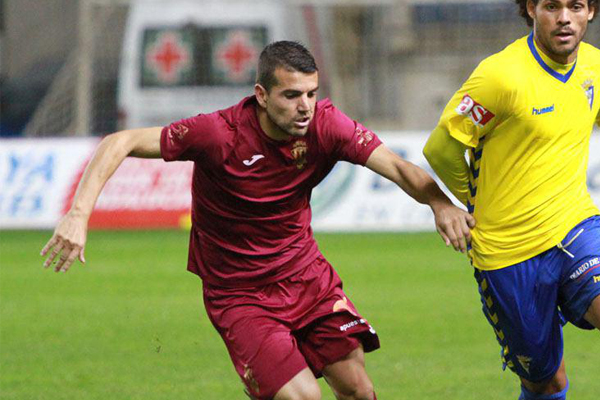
[532,105,554,115]
[243,154,265,166]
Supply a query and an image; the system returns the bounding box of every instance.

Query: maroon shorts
[202,256,380,400]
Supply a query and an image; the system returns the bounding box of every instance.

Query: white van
[118,0,307,129]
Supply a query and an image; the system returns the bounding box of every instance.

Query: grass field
[1,230,598,400]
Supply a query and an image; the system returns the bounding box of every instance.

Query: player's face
[528,0,595,63]
[255,68,318,141]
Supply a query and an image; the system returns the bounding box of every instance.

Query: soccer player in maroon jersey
[41,41,475,400]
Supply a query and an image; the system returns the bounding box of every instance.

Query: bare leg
[583,294,600,329]
[520,359,567,395]
[322,346,375,400]
[274,367,321,400]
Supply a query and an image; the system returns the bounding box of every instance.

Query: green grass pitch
[1,230,599,399]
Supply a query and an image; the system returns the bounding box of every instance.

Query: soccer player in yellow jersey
[423,0,600,399]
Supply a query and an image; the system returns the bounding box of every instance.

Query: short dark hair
[516,0,597,26]
[256,41,318,91]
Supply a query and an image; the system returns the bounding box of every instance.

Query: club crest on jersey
[582,79,594,109]
[291,140,308,169]
[455,94,495,127]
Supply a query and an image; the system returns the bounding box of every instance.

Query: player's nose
[297,94,310,112]
[557,8,571,25]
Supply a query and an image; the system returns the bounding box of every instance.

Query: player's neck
[256,106,292,142]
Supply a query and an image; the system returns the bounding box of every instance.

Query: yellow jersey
[437,34,600,270]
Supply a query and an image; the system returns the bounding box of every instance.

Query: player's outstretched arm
[365,144,475,252]
[423,125,470,206]
[40,127,163,272]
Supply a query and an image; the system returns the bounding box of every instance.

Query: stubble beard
[267,109,308,138]
[536,23,586,62]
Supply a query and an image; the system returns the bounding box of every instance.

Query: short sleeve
[316,100,382,165]
[160,113,220,162]
[438,58,508,148]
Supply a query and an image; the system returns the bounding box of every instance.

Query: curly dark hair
[516,0,598,26]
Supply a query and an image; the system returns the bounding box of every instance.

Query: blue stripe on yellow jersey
[437,34,600,270]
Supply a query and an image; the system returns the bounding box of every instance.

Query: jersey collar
[527,32,577,83]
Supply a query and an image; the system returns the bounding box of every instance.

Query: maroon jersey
[160,96,381,288]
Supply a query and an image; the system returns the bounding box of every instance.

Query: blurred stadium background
[3,0,598,137]
[1,1,600,399]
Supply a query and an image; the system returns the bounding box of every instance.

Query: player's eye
[571,3,584,11]
[307,91,317,98]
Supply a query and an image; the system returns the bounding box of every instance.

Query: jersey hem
[471,212,600,271]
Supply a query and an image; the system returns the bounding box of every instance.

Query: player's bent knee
[584,295,600,330]
[274,379,321,400]
[519,381,569,400]
[334,378,374,400]
[351,382,375,400]
[519,368,568,400]
[275,387,321,400]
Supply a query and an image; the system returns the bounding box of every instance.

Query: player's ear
[255,84,268,108]
[526,0,536,21]
[588,4,595,21]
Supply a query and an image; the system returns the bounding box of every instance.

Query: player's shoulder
[578,41,600,68]
[473,36,529,87]
[312,98,354,133]
[314,98,335,118]
[204,96,257,135]
[216,96,257,129]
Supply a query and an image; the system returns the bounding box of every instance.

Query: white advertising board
[0,138,98,229]
[1,134,599,231]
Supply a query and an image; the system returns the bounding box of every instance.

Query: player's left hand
[431,202,475,253]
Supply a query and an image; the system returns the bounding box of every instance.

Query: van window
[141,26,267,87]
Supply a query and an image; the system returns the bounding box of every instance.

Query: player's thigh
[297,310,377,399]
[558,215,600,330]
[204,299,309,400]
[322,346,374,400]
[474,260,564,383]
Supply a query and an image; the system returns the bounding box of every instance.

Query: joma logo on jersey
[532,105,554,115]
[455,94,495,127]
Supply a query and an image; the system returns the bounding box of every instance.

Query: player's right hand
[432,203,476,253]
[40,212,88,273]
